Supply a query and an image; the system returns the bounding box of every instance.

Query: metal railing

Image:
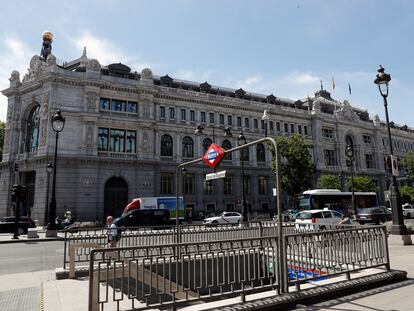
[87,225,390,310]
[63,221,297,269]
[88,236,280,311]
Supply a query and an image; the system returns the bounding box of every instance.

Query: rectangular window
[224,176,233,195]
[220,114,224,125]
[254,119,258,129]
[227,115,233,126]
[209,112,215,124]
[204,179,214,194]
[181,109,186,121]
[169,107,175,119]
[304,126,308,136]
[365,154,375,169]
[126,130,136,153]
[160,106,166,119]
[201,111,206,123]
[110,129,125,152]
[284,123,288,133]
[99,98,111,110]
[258,176,267,195]
[237,117,242,127]
[161,174,174,194]
[322,128,334,140]
[324,149,336,166]
[269,121,274,131]
[112,99,126,112]
[298,125,302,134]
[244,118,250,128]
[183,174,195,195]
[127,101,137,113]
[190,110,195,122]
[261,120,265,130]
[276,122,281,132]
[98,128,109,151]
[363,135,372,145]
[290,124,295,133]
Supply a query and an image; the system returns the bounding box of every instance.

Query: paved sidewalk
[0,227,65,244]
[0,231,413,311]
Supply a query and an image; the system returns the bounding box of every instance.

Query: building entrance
[104,177,128,218]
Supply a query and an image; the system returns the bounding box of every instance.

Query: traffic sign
[206,170,226,180]
[202,144,225,169]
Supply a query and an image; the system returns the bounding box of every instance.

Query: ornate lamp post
[44,162,53,226]
[46,109,65,237]
[238,131,248,224]
[346,145,357,216]
[374,66,409,238]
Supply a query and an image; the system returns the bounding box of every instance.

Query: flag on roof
[332,77,336,90]
[348,83,352,95]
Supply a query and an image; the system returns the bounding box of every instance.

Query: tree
[347,176,377,192]
[0,121,5,161]
[317,175,340,190]
[402,152,414,177]
[274,134,315,201]
[400,185,414,204]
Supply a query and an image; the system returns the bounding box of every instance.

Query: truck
[122,197,185,220]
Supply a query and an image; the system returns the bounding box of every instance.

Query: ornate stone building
[1,48,414,223]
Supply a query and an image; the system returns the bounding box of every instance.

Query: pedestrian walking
[106,216,118,248]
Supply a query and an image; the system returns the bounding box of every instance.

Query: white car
[402,204,414,218]
[295,209,350,230]
[203,212,241,226]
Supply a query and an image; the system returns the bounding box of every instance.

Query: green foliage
[0,121,5,161]
[317,175,341,190]
[400,185,414,204]
[347,176,377,192]
[402,152,414,177]
[274,134,315,198]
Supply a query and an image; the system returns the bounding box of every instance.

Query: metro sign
[202,144,225,169]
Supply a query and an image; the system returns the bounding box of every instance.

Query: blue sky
[1,0,414,126]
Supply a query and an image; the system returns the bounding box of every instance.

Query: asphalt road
[0,241,63,275]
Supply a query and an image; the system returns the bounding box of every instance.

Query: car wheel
[212,220,218,226]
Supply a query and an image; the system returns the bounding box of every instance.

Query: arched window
[256,143,266,163]
[222,139,232,160]
[202,138,212,153]
[26,105,41,152]
[161,134,173,157]
[182,136,194,158]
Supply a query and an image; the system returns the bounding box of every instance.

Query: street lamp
[346,145,357,216]
[374,66,409,237]
[261,109,269,137]
[46,109,65,237]
[44,162,53,226]
[238,131,248,224]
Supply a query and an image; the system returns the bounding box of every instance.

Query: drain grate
[0,287,39,311]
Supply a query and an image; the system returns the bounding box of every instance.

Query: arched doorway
[104,177,128,218]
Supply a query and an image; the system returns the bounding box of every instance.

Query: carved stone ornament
[87,59,101,71]
[40,121,47,146]
[23,55,46,83]
[336,100,357,122]
[86,92,97,109]
[40,93,49,119]
[3,130,9,153]
[46,54,57,66]
[142,101,150,117]
[83,178,93,187]
[9,70,20,83]
[141,68,153,79]
[373,114,380,126]
[86,126,93,147]
[142,132,149,152]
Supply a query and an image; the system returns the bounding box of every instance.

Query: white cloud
[0,36,36,122]
[172,69,215,83]
[69,31,149,70]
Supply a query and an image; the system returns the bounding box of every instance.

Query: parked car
[356,206,391,225]
[113,209,171,227]
[203,212,241,226]
[273,210,300,222]
[295,209,346,230]
[402,204,414,219]
[0,216,36,234]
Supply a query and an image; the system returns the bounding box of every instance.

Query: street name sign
[202,143,225,169]
[206,170,226,181]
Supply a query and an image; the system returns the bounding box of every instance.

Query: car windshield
[298,212,313,220]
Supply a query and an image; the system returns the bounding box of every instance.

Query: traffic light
[14,163,19,171]
[11,184,25,203]
[11,184,18,202]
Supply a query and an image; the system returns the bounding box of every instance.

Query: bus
[295,189,378,216]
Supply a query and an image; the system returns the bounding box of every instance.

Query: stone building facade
[1,49,414,223]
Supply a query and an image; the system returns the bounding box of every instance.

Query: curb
[210,270,407,311]
[0,237,64,244]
